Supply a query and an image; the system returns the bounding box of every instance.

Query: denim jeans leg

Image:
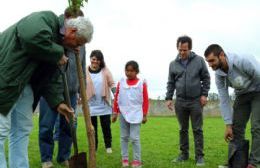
[120,115,130,160]
[57,94,77,162]
[0,111,11,168]
[53,115,60,141]
[130,123,141,161]
[39,97,58,162]
[9,85,34,168]
[70,94,78,129]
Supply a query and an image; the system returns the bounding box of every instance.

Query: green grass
[9,116,251,168]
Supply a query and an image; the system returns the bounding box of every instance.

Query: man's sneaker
[218,163,228,168]
[42,161,53,168]
[196,157,205,166]
[59,160,69,167]
[172,154,189,163]
[131,160,142,168]
[106,147,113,154]
[122,159,129,167]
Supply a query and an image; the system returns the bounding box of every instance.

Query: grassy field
[16,116,250,168]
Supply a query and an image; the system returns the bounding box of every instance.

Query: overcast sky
[1,0,260,99]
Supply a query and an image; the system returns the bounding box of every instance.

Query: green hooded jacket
[0,11,65,115]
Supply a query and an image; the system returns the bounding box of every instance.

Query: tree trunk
[75,53,96,168]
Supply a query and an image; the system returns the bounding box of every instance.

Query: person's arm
[113,82,120,113]
[142,81,149,124]
[216,74,233,125]
[200,58,211,106]
[200,58,211,97]
[106,68,116,88]
[142,81,149,115]
[216,74,234,141]
[112,82,120,123]
[104,67,116,95]
[165,62,176,110]
[165,62,176,100]
[17,12,64,64]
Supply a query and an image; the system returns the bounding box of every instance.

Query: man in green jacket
[0,11,93,168]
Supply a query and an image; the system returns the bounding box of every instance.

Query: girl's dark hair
[90,50,106,69]
[125,60,139,73]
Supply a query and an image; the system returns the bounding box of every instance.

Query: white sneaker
[42,161,53,168]
[106,148,113,154]
[218,165,228,168]
[59,160,69,167]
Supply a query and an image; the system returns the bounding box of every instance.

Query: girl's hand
[142,115,147,124]
[112,113,118,123]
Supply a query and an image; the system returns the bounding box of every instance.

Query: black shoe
[172,154,189,163]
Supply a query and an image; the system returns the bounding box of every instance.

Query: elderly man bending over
[0,10,93,168]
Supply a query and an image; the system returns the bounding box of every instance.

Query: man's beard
[214,57,223,70]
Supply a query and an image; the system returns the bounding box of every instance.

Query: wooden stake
[75,53,96,168]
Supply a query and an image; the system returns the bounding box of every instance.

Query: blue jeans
[39,93,77,163]
[53,115,60,141]
[53,109,78,141]
[120,115,141,161]
[0,85,34,168]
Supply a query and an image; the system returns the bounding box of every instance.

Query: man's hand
[200,96,208,106]
[58,55,69,66]
[166,100,173,111]
[112,113,118,123]
[142,115,147,124]
[57,103,74,122]
[224,125,233,142]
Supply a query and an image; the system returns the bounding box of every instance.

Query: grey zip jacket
[215,53,260,124]
[166,52,210,100]
[66,46,86,94]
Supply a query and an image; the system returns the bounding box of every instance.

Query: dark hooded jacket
[166,52,210,100]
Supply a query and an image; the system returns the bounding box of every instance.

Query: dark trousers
[39,94,77,163]
[91,114,112,150]
[174,98,204,159]
[232,92,260,166]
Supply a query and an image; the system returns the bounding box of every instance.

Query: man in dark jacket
[39,47,86,168]
[38,9,87,168]
[165,35,210,166]
[0,11,93,168]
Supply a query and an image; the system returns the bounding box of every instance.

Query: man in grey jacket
[166,35,210,166]
[204,44,260,168]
